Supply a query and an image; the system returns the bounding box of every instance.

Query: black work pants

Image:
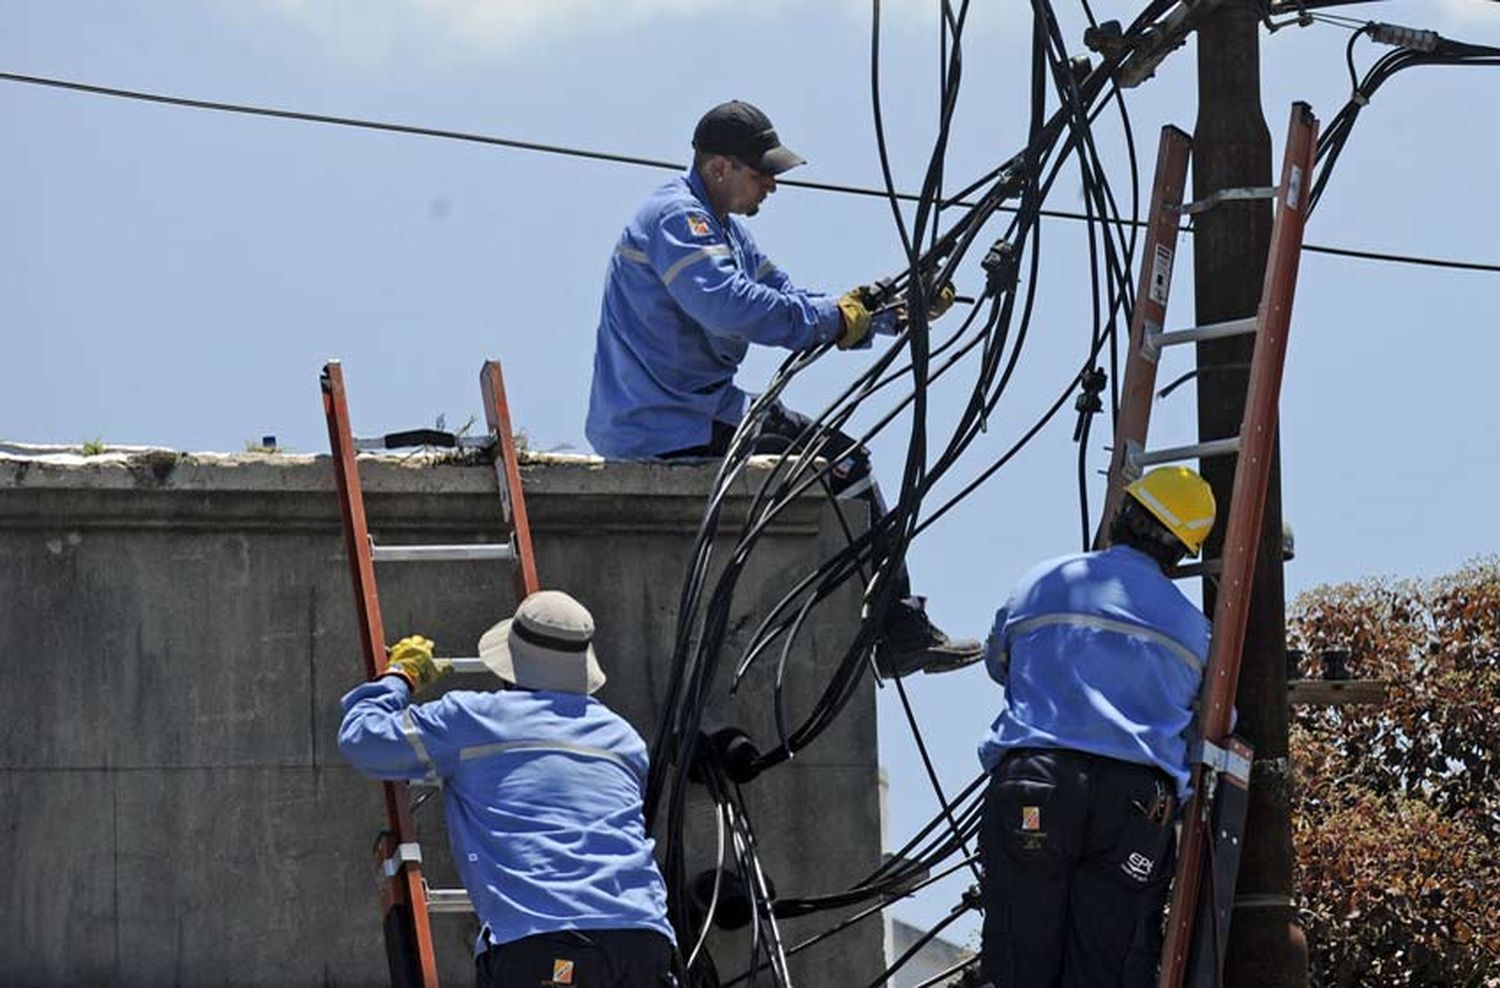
[978,748,1177,988]
[474,928,675,987]
[661,401,910,600]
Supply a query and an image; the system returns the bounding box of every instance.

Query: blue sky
[5,0,1498,942]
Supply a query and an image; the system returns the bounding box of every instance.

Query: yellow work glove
[836,288,874,350]
[928,283,957,320]
[384,635,451,691]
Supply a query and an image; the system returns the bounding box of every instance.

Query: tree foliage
[1289,557,1500,985]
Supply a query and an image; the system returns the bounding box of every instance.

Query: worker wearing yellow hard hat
[1123,464,1218,557]
[974,465,1217,986]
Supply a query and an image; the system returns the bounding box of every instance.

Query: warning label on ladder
[1150,243,1174,305]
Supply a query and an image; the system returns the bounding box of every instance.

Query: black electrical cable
[1308,26,1500,214]
[911,954,981,988]
[1303,242,1499,272]
[894,675,983,882]
[684,17,1146,983]
[772,771,987,916]
[719,852,982,988]
[857,891,980,988]
[3,69,1494,272]
[720,0,1152,779]
[639,5,1500,984]
[10,7,1500,985]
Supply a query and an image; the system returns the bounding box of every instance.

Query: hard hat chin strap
[1112,498,1191,572]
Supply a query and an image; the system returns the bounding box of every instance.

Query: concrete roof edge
[0,444,816,501]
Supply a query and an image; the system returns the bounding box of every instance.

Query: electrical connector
[981,239,1019,293]
[1369,23,1440,53]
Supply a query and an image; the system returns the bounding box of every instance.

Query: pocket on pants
[476,931,602,988]
[1105,776,1176,888]
[992,777,1071,866]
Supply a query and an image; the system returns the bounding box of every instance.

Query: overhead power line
[3,69,1498,276]
[1301,241,1500,272]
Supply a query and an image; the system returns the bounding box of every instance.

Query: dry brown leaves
[1289,558,1500,986]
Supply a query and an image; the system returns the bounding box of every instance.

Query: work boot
[875,599,983,678]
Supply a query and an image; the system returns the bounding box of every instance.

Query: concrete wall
[0,447,882,987]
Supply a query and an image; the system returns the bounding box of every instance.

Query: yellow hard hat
[1124,466,1217,556]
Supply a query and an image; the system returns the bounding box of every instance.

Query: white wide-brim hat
[477,590,606,695]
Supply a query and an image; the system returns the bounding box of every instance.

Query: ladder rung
[1129,436,1242,474]
[1183,186,1277,215]
[425,888,474,913]
[370,542,515,563]
[1150,317,1257,352]
[442,657,489,675]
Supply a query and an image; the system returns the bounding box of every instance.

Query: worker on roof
[585,99,978,679]
[974,466,1217,988]
[338,591,677,987]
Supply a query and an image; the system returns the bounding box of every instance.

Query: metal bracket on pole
[1184,186,1277,215]
[1194,737,1254,785]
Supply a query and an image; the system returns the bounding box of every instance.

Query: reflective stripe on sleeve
[1009,612,1204,674]
[459,739,639,778]
[662,244,731,286]
[614,243,649,264]
[400,708,441,785]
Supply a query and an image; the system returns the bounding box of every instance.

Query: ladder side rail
[323,361,389,680]
[321,360,443,988]
[1157,102,1319,988]
[481,360,542,599]
[1094,126,1194,548]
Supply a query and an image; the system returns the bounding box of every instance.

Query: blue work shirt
[585,167,844,458]
[338,678,675,953]
[977,544,1210,801]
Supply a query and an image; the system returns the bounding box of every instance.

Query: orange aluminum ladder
[321,359,541,987]
[1094,103,1318,987]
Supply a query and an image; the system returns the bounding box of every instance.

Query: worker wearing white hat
[339,590,676,986]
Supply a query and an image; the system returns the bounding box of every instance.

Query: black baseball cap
[692,101,805,176]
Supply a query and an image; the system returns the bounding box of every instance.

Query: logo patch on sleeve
[685,212,712,237]
[552,958,575,984]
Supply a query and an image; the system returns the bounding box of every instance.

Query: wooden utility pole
[1191,3,1309,985]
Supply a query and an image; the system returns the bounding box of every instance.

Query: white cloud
[238,0,1011,63]
[245,0,759,61]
